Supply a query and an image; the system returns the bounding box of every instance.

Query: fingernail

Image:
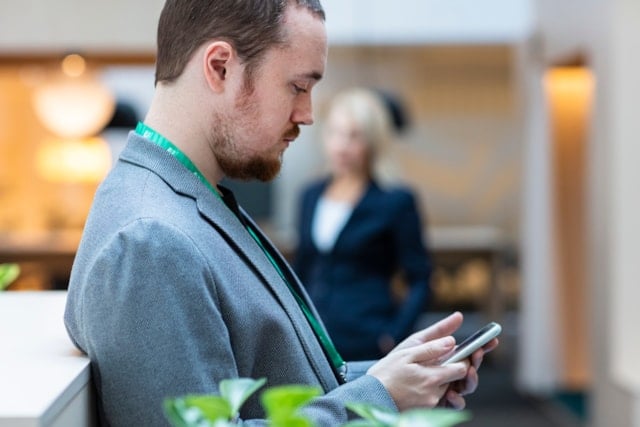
[443,337,455,349]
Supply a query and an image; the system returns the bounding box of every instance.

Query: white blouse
[311,196,354,252]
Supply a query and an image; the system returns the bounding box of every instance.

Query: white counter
[0,291,95,427]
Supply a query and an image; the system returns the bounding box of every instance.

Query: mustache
[283,126,300,140]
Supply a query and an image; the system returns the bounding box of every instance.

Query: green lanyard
[135,122,347,382]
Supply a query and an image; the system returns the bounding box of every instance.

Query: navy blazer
[294,178,432,361]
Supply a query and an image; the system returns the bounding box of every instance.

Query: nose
[291,95,314,126]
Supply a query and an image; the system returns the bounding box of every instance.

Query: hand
[367,312,499,411]
[367,312,468,410]
[367,335,469,409]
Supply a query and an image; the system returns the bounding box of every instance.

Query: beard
[210,83,299,182]
[213,125,283,182]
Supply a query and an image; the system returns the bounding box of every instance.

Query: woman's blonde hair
[326,87,400,183]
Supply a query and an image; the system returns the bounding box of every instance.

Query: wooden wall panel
[547,66,593,389]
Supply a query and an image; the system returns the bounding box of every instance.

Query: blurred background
[1,0,639,426]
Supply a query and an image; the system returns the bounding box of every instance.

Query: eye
[292,83,308,94]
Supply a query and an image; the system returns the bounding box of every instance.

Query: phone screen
[441,321,501,365]
[455,323,496,353]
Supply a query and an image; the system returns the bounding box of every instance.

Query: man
[64,1,497,426]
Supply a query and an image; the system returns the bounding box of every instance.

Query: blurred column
[589,0,640,425]
[516,34,560,394]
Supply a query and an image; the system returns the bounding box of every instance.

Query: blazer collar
[120,133,340,389]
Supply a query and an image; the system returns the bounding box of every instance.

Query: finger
[406,336,456,364]
[443,360,471,384]
[470,338,499,370]
[444,389,467,410]
[408,312,464,344]
[484,337,499,353]
[470,348,484,370]
[425,361,470,388]
[457,365,479,396]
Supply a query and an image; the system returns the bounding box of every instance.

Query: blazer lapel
[197,201,340,390]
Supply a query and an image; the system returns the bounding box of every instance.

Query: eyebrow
[301,71,323,82]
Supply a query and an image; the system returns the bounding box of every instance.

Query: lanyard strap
[135,122,222,198]
[135,122,347,382]
[244,226,346,380]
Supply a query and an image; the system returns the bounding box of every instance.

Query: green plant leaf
[342,420,382,427]
[163,379,471,427]
[261,384,321,425]
[219,377,266,416]
[345,402,398,426]
[396,409,471,427]
[0,263,20,291]
[164,395,233,427]
[185,395,234,421]
[164,397,210,427]
[271,414,315,427]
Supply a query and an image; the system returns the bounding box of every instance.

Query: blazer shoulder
[299,178,330,205]
[302,178,329,194]
[371,181,420,207]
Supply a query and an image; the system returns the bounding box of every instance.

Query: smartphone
[440,321,502,365]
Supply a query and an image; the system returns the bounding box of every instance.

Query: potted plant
[0,263,20,291]
[164,378,471,427]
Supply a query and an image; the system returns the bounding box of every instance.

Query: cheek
[242,108,277,143]
[324,137,347,159]
[353,142,369,160]
[262,99,295,133]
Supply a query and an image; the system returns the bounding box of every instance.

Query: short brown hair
[155,0,325,85]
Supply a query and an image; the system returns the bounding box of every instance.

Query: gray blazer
[64,132,395,427]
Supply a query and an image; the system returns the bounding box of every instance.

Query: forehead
[262,5,327,78]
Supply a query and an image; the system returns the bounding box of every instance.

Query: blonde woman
[294,88,432,360]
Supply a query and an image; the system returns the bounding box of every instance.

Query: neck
[333,169,369,186]
[143,86,225,186]
[326,173,368,203]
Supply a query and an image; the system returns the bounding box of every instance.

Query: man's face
[212,6,327,182]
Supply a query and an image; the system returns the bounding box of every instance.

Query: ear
[203,41,234,93]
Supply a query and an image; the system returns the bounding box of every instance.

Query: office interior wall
[0,0,162,54]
